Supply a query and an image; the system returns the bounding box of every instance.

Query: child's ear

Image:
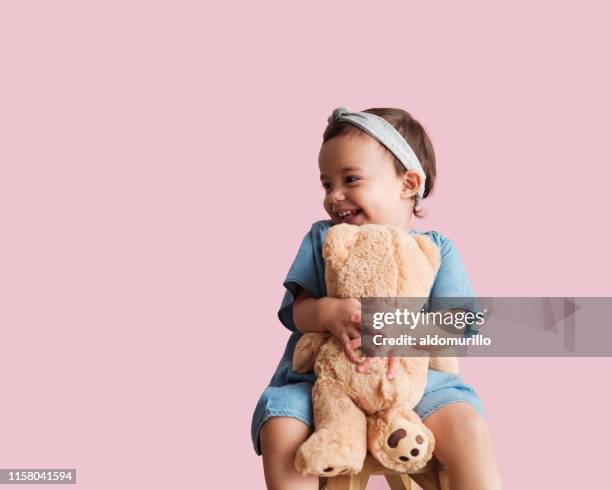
[400,170,421,198]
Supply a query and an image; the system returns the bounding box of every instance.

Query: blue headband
[328,106,426,199]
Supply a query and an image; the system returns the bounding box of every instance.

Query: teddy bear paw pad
[381,425,432,470]
[321,466,351,476]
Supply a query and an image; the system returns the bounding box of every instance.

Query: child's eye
[321,182,332,193]
[345,176,360,184]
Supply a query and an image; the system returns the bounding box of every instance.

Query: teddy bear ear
[412,235,441,273]
[322,223,360,263]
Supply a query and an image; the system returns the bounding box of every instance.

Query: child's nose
[329,187,346,202]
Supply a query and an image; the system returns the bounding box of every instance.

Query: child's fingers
[345,327,364,365]
[387,355,398,380]
[348,337,362,350]
[339,330,359,364]
[343,341,361,364]
[347,326,360,340]
[348,298,362,323]
[347,337,364,364]
[357,357,372,373]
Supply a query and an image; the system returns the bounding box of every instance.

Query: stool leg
[439,469,450,490]
[327,473,369,490]
[385,474,413,489]
[409,472,442,490]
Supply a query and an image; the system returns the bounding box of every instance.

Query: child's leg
[422,402,503,490]
[259,416,319,490]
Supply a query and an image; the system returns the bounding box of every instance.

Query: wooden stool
[321,453,450,490]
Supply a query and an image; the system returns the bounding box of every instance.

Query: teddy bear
[292,223,458,477]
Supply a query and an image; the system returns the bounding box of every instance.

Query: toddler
[251,106,503,490]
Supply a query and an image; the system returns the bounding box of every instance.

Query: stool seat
[322,453,450,490]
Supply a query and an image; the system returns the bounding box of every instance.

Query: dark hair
[322,107,436,218]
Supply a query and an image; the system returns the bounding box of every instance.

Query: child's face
[319,133,420,230]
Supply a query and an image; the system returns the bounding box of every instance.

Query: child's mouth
[335,209,363,224]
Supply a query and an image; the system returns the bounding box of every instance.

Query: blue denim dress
[251,220,485,455]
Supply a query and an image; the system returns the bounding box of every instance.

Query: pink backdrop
[1,1,611,489]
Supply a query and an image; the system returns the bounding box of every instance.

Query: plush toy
[292,223,458,477]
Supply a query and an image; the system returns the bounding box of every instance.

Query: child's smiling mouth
[334,208,363,224]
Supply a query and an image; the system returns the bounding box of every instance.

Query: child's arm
[292,287,363,364]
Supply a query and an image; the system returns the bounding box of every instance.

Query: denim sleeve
[277,223,327,332]
[428,234,480,338]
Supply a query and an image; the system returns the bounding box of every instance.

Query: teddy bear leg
[294,378,367,477]
[367,405,435,473]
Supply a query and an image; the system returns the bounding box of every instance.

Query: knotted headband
[327,106,426,199]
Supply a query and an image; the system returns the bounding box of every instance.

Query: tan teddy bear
[292,223,458,477]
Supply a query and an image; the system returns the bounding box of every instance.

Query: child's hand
[346,335,399,381]
[319,297,363,364]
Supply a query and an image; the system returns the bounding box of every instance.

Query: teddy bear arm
[292,333,330,373]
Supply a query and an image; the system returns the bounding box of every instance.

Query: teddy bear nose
[387,428,407,448]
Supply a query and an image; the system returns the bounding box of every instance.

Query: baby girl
[251,106,503,490]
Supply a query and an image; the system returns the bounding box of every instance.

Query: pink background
[1,1,611,489]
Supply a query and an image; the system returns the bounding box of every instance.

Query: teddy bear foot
[370,419,434,472]
[294,429,365,477]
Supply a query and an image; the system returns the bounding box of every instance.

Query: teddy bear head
[322,223,441,299]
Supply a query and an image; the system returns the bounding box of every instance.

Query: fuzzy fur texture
[292,224,458,477]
